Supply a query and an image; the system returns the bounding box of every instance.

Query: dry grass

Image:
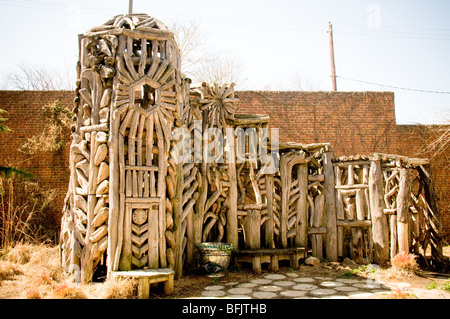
[0,243,140,299]
[24,286,42,299]
[4,243,32,264]
[385,286,417,299]
[100,277,137,299]
[391,252,419,274]
[0,261,22,281]
[51,282,88,299]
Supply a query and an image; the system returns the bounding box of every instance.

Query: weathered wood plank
[368,159,390,264]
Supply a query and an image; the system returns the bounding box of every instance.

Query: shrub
[387,286,415,299]
[0,261,22,280]
[440,280,450,292]
[6,244,32,264]
[391,252,419,273]
[0,177,60,248]
[31,268,52,286]
[426,281,438,290]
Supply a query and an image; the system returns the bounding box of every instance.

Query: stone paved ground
[188,272,450,299]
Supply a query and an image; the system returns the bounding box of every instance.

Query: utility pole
[328,22,337,91]
[129,0,133,14]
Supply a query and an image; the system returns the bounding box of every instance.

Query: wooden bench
[111,268,175,299]
[233,247,307,274]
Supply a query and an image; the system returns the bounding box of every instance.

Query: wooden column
[295,164,308,248]
[417,164,444,262]
[107,114,120,276]
[396,167,411,254]
[368,159,389,264]
[264,174,274,248]
[323,151,338,261]
[244,210,261,250]
[173,162,184,279]
[335,166,345,257]
[226,126,239,248]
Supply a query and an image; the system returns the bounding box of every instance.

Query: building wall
[0,90,448,241]
[0,91,73,221]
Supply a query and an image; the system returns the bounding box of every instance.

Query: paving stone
[250,278,272,285]
[310,289,337,296]
[334,286,360,292]
[293,277,315,283]
[224,281,239,286]
[201,290,226,297]
[353,282,383,289]
[335,278,363,284]
[237,283,258,288]
[314,276,332,280]
[259,285,283,292]
[264,274,287,280]
[280,290,306,298]
[320,281,345,288]
[252,291,278,299]
[272,280,296,287]
[204,285,225,291]
[228,287,253,295]
[286,273,299,278]
[292,283,319,291]
[225,295,252,299]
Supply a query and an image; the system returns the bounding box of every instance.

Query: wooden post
[335,166,345,257]
[226,126,239,248]
[417,164,444,263]
[80,130,100,283]
[295,164,308,248]
[120,203,132,270]
[280,153,291,248]
[396,167,411,254]
[173,162,184,279]
[323,151,338,261]
[264,174,274,248]
[390,214,397,259]
[244,210,261,250]
[107,114,120,276]
[148,204,159,268]
[368,159,389,264]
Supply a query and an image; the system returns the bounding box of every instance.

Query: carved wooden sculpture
[61,14,444,284]
[60,14,188,283]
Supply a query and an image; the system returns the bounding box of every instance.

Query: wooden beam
[323,151,338,261]
[368,159,390,264]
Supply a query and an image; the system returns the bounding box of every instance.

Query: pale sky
[0,0,449,124]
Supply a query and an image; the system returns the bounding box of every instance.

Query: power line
[336,75,450,94]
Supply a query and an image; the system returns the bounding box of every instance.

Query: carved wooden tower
[60,14,189,283]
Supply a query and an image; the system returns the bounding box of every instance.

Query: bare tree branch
[3,61,74,91]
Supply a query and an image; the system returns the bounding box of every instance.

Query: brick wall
[0,90,448,242]
[0,91,74,222]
